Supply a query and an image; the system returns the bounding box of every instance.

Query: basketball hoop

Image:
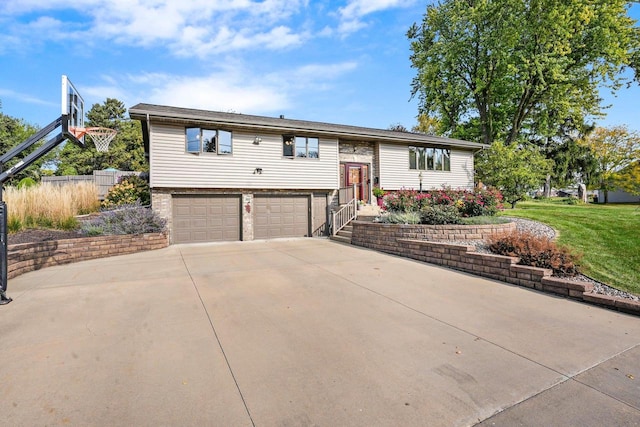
[71,127,117,152]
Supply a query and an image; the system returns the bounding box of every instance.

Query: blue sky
[0,0,638,134]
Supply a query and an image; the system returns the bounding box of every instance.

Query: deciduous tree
[580,126,640,202]
[475,141,552,208]
[614,161,640,200]
[55,98,147,175]
[0,102,52,184]
[408,0,639,145]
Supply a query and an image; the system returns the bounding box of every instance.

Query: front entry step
[330,224,353,244]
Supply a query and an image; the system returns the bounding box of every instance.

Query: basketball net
[71,127,117,152]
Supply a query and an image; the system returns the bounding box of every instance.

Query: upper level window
[283,135,319,158]
[186,127,232,154]
[409,146,450,171]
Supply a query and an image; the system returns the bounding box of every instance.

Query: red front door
[343,163,369,203]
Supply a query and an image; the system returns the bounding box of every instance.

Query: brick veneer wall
[351,221,640,316]
[8,233,168,280]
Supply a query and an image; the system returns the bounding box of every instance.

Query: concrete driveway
[1,239,639,426]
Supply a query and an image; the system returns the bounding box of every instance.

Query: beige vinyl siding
[378,143,475,190]
[149,124,339,189]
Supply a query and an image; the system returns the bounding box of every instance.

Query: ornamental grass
[4,182,100,232]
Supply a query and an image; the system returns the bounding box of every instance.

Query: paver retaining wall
[8,233,169,279]
[351,221,640,316]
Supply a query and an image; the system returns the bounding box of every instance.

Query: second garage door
[253,196,309,239]
[172,195,241,244]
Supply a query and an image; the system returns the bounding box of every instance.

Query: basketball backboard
[61,75,85,144]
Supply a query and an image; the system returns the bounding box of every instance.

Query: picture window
[409,146,450,171]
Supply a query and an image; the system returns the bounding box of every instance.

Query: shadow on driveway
[2,239,639,426]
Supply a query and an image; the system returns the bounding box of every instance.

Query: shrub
[17,177,37,189]
[102,174,150,208]
[120,175,151,205]
[376,211,422,224]
[382,187,503,218]
[82,202,166,236]
[420,205,462,225]
[565,196,579,205]
[488,231,581,277]
[383,188,420,212]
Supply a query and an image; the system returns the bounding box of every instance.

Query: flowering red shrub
[382,187,503,217]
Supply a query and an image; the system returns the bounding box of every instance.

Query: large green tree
[0,101,52,184]
[55,98,147,175]
[408,0,639,146]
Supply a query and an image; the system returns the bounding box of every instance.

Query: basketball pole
[0,114,80,305]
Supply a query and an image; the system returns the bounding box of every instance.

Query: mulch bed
[8,229,85,245]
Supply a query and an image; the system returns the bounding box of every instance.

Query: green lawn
[499,199,640,295]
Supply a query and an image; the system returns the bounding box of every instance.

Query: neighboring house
[129,104,485,244]
[597,189,638,203]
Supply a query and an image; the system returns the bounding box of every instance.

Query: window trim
[185,127,233,155]
[408,146,451,172]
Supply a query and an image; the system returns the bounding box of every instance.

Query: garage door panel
[172,195,241,244]
[253,196,309,239]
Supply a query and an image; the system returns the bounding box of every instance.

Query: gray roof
[129,103,486,150]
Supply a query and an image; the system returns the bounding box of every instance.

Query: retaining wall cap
[397,239,472,250]
[510,264,552,275]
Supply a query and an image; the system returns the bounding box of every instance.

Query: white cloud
[1,0,308,57]
[146,74,291,113]
[83,59,358,115]
[170,25,306,58]
[337,0,415,35]
[0,88,55,107]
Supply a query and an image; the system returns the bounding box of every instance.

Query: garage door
[172,195,241,244]
[253,196,309,239]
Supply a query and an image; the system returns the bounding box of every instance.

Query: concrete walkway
[1,239,639,426]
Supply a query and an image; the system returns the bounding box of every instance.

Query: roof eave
[129,104,489,150]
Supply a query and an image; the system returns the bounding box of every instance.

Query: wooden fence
[42,171,141,199]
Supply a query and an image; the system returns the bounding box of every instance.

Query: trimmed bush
[488,231,581,277]
[82,202,166,236]
[382,187,503,220]
[420,205,462,225]
[383,188,421,212]
[375,211,422,224]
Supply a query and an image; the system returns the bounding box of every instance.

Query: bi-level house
[129,104,484,244]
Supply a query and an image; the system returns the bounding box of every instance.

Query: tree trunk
[543,175,551,198]
[604,189,609,204]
